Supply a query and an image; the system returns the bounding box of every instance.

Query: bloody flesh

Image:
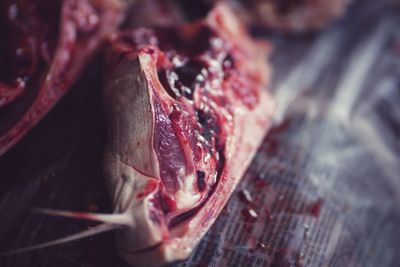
[0,0,125,155]
[108,19,263,221]
[0,0,60,133]
[103,4,274,266]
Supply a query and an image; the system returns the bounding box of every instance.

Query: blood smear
[309,199,322,217]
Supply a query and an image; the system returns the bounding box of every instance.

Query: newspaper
[175,1,400,266]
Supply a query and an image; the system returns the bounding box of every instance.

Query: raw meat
[205,0,352,32]
[0,0,126,155]
[103,4,274,266]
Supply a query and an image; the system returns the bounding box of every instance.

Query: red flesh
[108,21,263,219]
[104,4,274,266]
[0,0,125,155]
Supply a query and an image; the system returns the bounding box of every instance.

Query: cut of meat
[241,0,352,32]
[204,0,352,32]
[0,0,126,155]
[123,0,186,28]
[124,0,352,33]
[103,4,274,266]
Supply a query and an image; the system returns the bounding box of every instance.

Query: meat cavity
[106,8,264,226]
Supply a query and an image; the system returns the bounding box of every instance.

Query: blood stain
[309,199,322,217]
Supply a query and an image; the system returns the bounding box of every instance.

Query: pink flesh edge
[102,4,275,266]
[118,54,274,267]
